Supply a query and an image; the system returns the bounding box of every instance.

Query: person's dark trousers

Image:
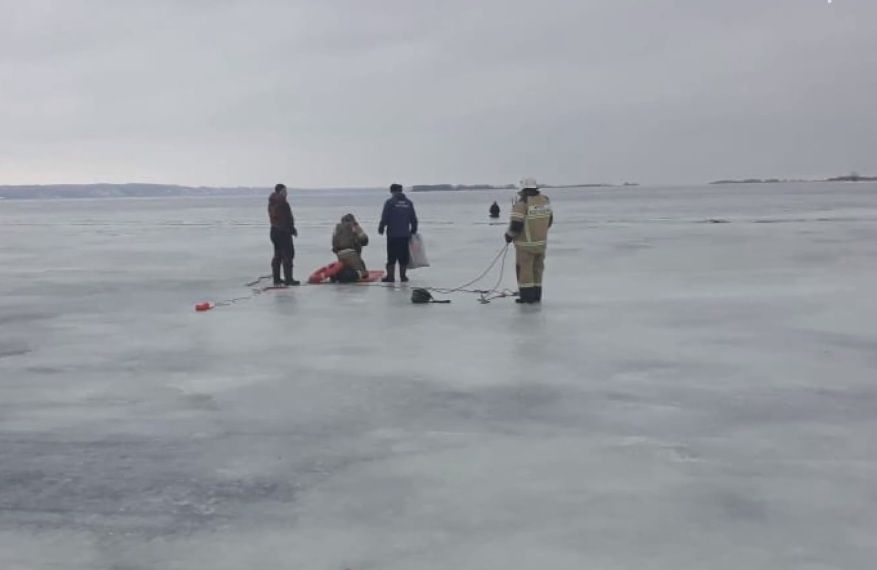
[386,236,410,281]
[270,227,295,284]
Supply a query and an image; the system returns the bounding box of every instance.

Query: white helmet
[519,177,540,190]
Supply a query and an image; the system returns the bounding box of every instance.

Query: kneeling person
[332,213,369,282]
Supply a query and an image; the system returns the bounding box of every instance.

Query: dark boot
[272,256,282,286]
[516,287,534,304]
[533,287,542,303]
[382,263,395,283]
[400,265,409,283]
[283,259,299,286]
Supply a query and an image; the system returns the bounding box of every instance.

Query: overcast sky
[1,0,875,187]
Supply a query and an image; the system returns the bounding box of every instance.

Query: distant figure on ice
[378,183,418,283]
[489,201,501,218]
[504,178,553,304]
[268,183,300,286]
[331,213,369,283]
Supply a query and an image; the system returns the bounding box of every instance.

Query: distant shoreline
[0,176,873,200]
[0,183,371,200]
[0,183,269,201]
[411,182,638,192]
[710,174,877,185]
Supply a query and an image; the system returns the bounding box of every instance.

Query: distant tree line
[0,183,267,200]
[411,184,516,192]
[711,173,877,185]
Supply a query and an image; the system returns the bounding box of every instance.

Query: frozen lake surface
[2,183,877,569]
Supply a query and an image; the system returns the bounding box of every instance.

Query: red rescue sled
[357,270,385,283]
[308,261,344,284]
[308,262,385,284]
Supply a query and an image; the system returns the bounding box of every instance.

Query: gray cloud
[1,0,875,186]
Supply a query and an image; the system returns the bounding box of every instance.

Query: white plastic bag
[408,233,430,269]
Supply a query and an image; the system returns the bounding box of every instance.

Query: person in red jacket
[267,183,299,286]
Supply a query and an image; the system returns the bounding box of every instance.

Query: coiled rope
[356,242,517,303]
[423,243,517,303]
[198,243,517,311]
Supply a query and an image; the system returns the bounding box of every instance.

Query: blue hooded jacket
[379,193,418,238]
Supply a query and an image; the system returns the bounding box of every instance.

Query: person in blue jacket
[378,183,418,282]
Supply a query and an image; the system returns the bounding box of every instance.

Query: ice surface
[1,183,877,569]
